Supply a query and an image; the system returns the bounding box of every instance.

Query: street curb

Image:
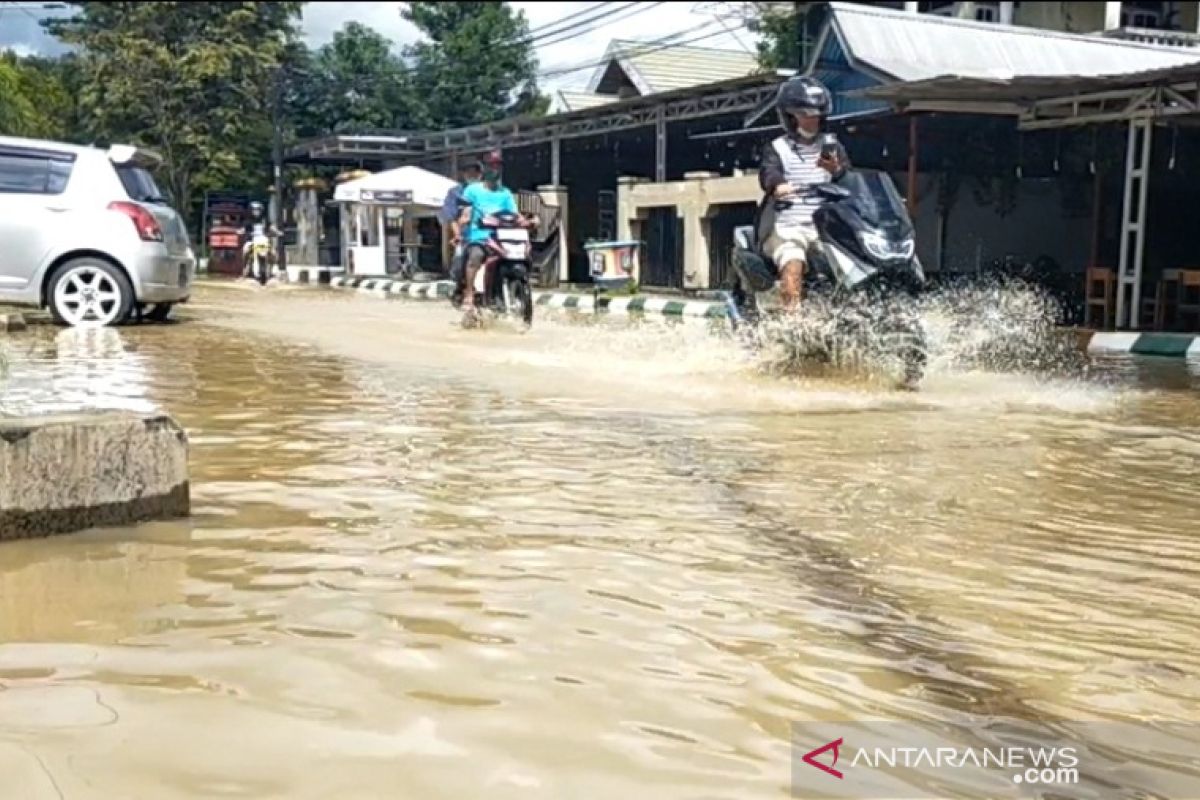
[331,276,454,300]
[325,277,730,320]
[1083,331,1200,358]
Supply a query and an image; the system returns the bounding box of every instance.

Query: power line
[540,19,740,80]
[516,2,633,47]
[530,2,666,50]
[522,1,617,38]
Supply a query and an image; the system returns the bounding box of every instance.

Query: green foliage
[753,10,800,71]
[292,21,413,138]
[401,1,547,128]
[49,1,303,221]
[0,53,78,140]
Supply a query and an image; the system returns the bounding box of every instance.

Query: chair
[1084,267,1116,330]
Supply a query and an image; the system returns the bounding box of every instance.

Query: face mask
[484,169,501,183]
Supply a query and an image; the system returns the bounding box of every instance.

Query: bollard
[0,412,190,540]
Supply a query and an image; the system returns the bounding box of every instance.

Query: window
[976,4,999,22]
[114,164,167,204]
[0,150,75,195]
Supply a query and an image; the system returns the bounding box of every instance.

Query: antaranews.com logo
[790,720,1200,799]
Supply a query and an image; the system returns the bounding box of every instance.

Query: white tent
[333,165,457,278]
[333,165,456,209]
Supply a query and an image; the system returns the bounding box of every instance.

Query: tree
[0,53,78,140]
[48,1,303,222]
[297,21,413,138]
[401,2,547,128]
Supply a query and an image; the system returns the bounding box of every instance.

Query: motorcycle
[456,211,535,328]
[242,224,275,285]
[726,168,929,390]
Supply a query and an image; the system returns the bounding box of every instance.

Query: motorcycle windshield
[840,171,913,236]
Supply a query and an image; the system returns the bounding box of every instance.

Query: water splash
[737,275,1087,387]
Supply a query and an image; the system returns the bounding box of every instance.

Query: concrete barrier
[0,412,189,540]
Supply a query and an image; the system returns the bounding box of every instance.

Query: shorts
[763,222,818,270]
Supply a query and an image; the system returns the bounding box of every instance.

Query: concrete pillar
[682,171,717,290]
[903,1,918,11]
[550,136,562,186]
[999,1,1014,24]
[617,176,649,244]
[538,184,569,286]
[655,108,667,183]
[1104,1,1122,30]
[292,178,324,267]
[0,412,190,540]
[334,170,370,270]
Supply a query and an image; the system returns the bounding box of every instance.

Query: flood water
[1,282,1198,799]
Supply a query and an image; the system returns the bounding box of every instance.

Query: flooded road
[1,283,1198,799]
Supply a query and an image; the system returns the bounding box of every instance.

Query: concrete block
[0,314,27,333]
[0,412,189,541]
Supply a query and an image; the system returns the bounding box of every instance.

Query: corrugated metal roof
[587,39,760,95]
[550,90,619,114]
[859,62,1200,106]
[825,1,1200,83]
[855,62,1200,105]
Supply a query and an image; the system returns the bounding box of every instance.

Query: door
[641,207,683,289]
[0,148,74,296]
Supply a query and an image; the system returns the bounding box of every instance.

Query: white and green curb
[1084,331,1200,358]
[324,276,729,320]
[331,276,454,300]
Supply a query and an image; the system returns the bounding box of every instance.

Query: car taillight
[108,201,163,242]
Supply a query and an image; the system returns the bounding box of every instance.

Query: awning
[333,165,456,209]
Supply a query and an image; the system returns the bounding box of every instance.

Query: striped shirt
[772,136,832,228]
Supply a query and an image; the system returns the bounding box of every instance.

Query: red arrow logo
[803,737,844,779]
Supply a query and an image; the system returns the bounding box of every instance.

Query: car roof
[0,134,107,156]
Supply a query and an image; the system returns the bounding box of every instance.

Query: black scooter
[726,169,929,390]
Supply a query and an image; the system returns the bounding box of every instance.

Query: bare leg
[779,259,805,310]
[463,248,482,310]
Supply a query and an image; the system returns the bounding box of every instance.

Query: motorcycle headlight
[859,231,915,261]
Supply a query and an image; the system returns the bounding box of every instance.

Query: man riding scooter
[455,150,533,319]
[757,76,852,311]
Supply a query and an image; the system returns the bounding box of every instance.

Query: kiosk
[334,167,457,278]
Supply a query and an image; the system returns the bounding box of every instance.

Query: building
[549,40,760,113]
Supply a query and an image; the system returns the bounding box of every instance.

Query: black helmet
[776,76,832,134]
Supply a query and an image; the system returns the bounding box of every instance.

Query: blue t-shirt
[461,181,518,244]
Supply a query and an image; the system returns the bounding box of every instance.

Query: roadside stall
[333,166,457,278]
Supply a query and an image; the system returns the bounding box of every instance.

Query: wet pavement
[0,282,1198,799]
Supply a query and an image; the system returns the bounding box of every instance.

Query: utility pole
[271,66,287,275]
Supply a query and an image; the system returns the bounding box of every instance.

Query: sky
[0,1,757,92]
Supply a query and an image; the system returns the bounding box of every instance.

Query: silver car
[0,135,195,327]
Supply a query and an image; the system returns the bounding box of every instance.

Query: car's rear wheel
[48,258,134,328]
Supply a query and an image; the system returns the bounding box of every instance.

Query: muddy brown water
[0,283,1197,799]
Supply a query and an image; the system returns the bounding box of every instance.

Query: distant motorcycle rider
[241,201,280,279]
[758,76,851,311]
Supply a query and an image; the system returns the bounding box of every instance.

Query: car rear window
[115,164,168,204]
[0,150,75,195]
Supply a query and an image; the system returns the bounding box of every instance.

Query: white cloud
[2,42,36,57]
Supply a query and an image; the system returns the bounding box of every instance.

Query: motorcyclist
[240,201,280,280]
[442,161,482,306]
[456,150,529,316]
[758,76,852,311]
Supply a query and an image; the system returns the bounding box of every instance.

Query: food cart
[333,166,457,278]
